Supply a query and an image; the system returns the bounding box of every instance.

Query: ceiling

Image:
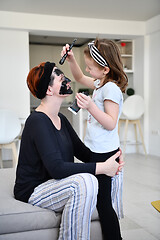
[29,36,94,47]
[1,0,160,21]
[1,0,160,46]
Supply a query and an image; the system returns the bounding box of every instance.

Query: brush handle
[59,39,77,65]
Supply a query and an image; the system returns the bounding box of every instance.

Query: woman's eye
[60,76,64,81]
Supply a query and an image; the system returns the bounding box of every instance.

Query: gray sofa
[0,168,103,240]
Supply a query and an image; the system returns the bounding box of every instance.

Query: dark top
[14,111,96,203]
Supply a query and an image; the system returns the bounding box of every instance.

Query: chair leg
[118,120,121,134]
[123,119,129,157]
[83,120,87,142]
[134,122,139,153]
[11,142,18,168]
[137,120,147,156]
[0,148,3,168]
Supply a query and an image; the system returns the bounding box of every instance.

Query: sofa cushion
[0,168,61,235]
[0,168,99,235]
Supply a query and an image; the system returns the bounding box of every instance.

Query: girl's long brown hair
[84,38,128,93]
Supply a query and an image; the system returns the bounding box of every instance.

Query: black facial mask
[59,77,73,95]
[54,68,73,95]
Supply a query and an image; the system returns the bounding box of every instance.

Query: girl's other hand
[76,93,93,110]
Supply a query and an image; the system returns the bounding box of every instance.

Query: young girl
[61,38,128,240]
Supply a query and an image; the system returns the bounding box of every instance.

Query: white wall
[143,15,160,156]
[0,29,30,120]
[0,11,145,38]
[148,31,160,156]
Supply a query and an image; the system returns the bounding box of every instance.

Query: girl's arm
[76,93,119,130]
[61,44,95,89]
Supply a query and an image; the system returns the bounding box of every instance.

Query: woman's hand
[61,44,74,62]
[96,151,124,177]
[116,149,124,174]
[76,93,93,110]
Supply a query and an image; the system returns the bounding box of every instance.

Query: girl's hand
[61,44,74,62]
[76,93,93,110]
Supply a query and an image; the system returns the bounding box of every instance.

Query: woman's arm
[62,113,92,162]
[32,114,123,179]
[61,44,95,89]
[31,115,95,178]
[63,114,124,177]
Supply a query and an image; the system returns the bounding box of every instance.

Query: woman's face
[84,55,105,80]
[51,68,72,96]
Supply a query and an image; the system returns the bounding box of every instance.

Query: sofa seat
[0,168,102,240]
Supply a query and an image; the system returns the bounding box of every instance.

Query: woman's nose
[86,67,89,72]
[66,82,71,87]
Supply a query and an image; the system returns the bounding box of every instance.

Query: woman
[14,61,124,240]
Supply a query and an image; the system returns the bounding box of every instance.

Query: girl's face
[84,55,106,80]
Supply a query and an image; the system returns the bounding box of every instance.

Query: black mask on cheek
[59,77,73,95]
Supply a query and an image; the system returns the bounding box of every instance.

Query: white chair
[118,95,147,156]
[0,109,21,168]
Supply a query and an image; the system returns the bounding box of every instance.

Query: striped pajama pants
[111,169,124,220]
[28,173,98,240]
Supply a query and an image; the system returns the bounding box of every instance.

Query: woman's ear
[103,66,110,75]
[46,86,53,96]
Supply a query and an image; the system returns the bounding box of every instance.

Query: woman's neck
[36,96,63,117]
[36,99,63,130]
